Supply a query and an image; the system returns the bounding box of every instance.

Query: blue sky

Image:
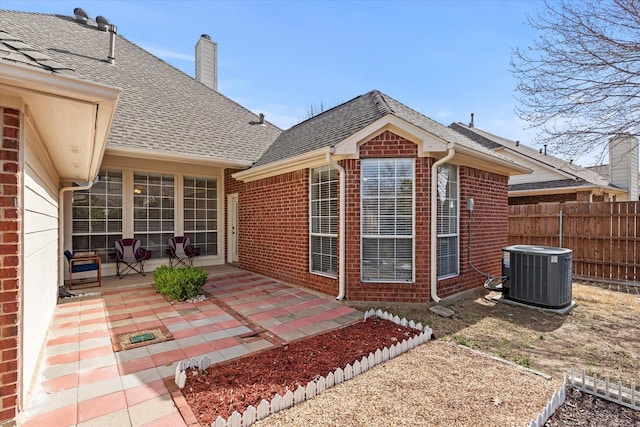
[5,1,565,159]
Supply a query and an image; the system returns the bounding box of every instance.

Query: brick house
[231,91,529,302]
[0,8,530,425]
[451,122,639,204]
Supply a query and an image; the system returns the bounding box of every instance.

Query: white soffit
[0,62,121,182]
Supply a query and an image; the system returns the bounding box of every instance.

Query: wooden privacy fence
[508,202,639,283]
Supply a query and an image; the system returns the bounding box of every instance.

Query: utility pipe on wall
[58,179,98,289]
[326,150,346,300]
[430,143,455,303]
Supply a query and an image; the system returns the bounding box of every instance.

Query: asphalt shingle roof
[450,122,618,190]
[254,90,519,167]
[0,10,281,165]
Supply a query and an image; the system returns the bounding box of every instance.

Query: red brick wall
[236,170,337,295]
[0,108,21,423]
[234,130,510,303]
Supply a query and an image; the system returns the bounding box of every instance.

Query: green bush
[153,265,209,301]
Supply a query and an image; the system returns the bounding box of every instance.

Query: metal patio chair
[167,236,200,267]
[114,238,151,278]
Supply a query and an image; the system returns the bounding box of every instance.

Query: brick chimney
[195,34,217,91]
[609,134,639,201]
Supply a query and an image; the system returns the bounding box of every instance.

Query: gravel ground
[253,340,561,427]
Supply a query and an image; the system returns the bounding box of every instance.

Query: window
[71,170,123,262]
[133,172,174,258]
[310,166,338,276]
[361,158,414,282]
[183,177,218,256]
[437,164,459,278]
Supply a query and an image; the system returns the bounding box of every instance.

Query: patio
[21,266,362,426]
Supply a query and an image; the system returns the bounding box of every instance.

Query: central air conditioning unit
[502,245,573,309]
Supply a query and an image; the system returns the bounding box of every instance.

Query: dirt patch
[353,281,640,384]
[182,317,418,425]
[545,388,640,426]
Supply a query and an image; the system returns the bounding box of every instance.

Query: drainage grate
[130,332,155,344]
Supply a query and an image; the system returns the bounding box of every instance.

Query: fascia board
[495,147,579,181]
[510,185,626,196]
[106,146,253,169]
[0,62,121,103]
[232,147,332,182]
[455,145,532,176]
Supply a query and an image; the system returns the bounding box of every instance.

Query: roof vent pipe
[544,144,547,155]
[107,24,117,65]
[259,113,265,125]
[73,7,89,24]
[96,15,110,31]
[469,112,474,128]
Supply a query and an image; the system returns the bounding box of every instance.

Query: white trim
[233,147,333,182]
[227,193,239,263]
[0,62,121,103]
[106,146,252,169]
[334,115,448,157]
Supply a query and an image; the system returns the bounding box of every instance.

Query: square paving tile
[77,376,123,402]
[77,391,127,424]
[127,394,180,426]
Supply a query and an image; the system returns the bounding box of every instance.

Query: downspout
[58,178,98,289]
[430,143,455,303]
[326,150,346,300]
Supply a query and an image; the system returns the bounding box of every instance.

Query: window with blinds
[361,158,414,282]
[310,166,338,276]
[437,164,459,278]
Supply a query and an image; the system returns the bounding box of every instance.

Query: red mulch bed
[182,317,419,425]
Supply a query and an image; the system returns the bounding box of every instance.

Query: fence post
[559,209,564,247]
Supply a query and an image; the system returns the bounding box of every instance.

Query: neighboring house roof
[450,122,624,194]
[0,10,281,167]
[254,90,528,172]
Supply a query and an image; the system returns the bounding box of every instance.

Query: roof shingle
[0,10,281,166]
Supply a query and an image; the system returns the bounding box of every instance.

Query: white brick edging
[175,310,431,427]
[528,376,566,427]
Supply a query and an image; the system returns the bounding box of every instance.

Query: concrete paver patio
[21,267,362,426]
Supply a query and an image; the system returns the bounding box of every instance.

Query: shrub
[153,265,209,301]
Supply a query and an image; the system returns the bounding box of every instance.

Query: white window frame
[133,171,175,259]
[70,165,223,265]
[70,169,123,262]
[436,164,459,279]
[360,158,415,283]
[183,176,219,257]
[309,166,338,278]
